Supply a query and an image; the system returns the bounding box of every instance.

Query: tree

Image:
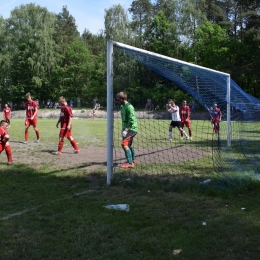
[129,0,153,47]
[0,16,12,104]
[104,4,130,43]
[203,0,226,24]
[53,6,80,55]
[193,21,229,70]
[174,0,207,47]
[6,3,57,101]
[81,29,106,56]
[144,10,179,56]
[52,39,94,103]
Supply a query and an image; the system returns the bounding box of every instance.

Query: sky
[0,0,133,35]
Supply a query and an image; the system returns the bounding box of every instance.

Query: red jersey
[24,100,38,119]
[3,107,11,120]
[0,127,8,144]
[179,105,190,122]
[60,105,73,128]
[211,108,222,121]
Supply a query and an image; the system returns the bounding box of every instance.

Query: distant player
[0,120,13,165]
[52,96,79,155]
[166,100,189,140]
[24,93,40,143]
[211,103,222,133]
[3,104,11,125]
[116,91,137,169]
[179,100,192,140]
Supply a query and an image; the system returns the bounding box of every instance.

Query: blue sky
[0,0,133,34]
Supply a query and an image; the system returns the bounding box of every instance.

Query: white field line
[1,189,97,220]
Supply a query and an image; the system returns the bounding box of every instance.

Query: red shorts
[59,128,72,138]
[212,119,219,124]
[181,121,191,128]
[25,118,37,127]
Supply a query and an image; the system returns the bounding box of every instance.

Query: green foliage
[6,3,57,101]
[0,0,259,105]
[129,0,153,47]
[193,21,229,70]
[52,39,94,101]
[53,5,80,54]
[144,10,172,55]
[105,4,130,43]
[1,118,260,259]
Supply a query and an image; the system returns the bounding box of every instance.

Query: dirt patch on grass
[3,140,209,173]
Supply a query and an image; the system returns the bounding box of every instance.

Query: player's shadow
[9,140,28,144]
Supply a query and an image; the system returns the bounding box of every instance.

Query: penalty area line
[1,189,97,221]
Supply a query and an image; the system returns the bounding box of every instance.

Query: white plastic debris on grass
[202,222,207,225]
[103,204,130,211]
[173,249,182,255]
[241,207,246,210]
[120,178,131,182]
[200,179,211,184]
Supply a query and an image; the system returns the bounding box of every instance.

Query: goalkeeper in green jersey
[116,92,138,169]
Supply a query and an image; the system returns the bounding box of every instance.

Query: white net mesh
[109,41,260,184]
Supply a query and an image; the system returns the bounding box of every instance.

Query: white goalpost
[106,40,114,185]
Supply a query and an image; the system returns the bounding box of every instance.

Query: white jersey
[168,105,181,122]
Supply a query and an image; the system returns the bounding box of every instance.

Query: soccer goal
[107,40,260,185]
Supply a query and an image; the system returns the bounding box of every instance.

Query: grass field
[1,118,260,259]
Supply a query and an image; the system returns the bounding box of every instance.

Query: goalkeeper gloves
[122,128,129,138]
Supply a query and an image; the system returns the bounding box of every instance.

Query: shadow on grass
[1,163,260,260]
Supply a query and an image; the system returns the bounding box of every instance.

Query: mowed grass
[1,118,260,259]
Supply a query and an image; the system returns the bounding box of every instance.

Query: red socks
[5,145,12,163]
[25,131,28,141]
[35,130,40,140]
[70,140,79,151]
[58,141,64,153]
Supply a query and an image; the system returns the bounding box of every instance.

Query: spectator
[95,103,100,110]
[93,97,98,109]
[147,98,152,110]
[115,99,121,110]
[91,109,96,119]
[189,100,196,111]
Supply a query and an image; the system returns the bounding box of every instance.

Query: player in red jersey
[0,120,13,165]
[211,103,222,133]
[52,96,79,155]
[3,104,12,125]
[179,100,192,140]
[24,93,40,143]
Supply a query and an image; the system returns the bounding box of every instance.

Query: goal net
[107,41,260,185]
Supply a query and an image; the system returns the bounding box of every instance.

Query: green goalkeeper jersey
[121,102,138,132]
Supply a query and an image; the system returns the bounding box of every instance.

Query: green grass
[1,118,260,259]
[7,118,107,147]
